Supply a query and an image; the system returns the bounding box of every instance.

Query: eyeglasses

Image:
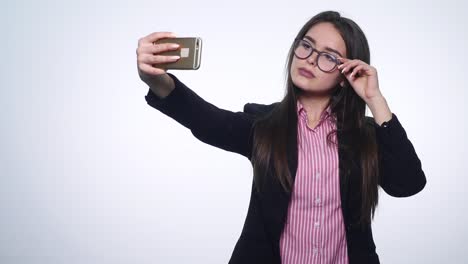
[293,38,342,73]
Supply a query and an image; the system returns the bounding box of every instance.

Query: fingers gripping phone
[153,37,202,70]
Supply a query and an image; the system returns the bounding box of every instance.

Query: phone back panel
[153,37,202,70]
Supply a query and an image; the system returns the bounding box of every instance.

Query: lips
[299,67,315,78]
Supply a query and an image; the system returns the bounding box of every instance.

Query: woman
[136,10,426,264]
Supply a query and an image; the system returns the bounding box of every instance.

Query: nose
[306,50,318,66]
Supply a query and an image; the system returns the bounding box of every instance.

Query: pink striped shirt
[279,99,349,264]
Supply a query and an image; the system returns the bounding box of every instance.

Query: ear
[339,79,345,88]
[337,73,346,87]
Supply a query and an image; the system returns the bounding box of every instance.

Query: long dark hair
[251,10,379,227]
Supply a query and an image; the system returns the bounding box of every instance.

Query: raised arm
[145,72,256,159]
[369,114,427,197]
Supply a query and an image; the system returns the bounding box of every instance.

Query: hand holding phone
[153,37,202,70]
[136,32,186,96]
[136,32,203,97]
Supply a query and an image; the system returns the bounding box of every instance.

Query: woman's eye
[301,43,311,49]
[324,54,336,62]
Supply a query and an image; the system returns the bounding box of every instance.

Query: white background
[1,0,465,263]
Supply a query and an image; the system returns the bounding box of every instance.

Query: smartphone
[152,37,202,70]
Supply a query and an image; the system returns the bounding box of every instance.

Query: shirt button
[313,247,318,254]
[315,198,321,206]
[314,221,320,227]
[316,172,321,179]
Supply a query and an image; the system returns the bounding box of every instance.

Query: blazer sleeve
[371,113,427,197]
[144,72,255,159]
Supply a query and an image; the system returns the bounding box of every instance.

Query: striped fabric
[279,99,348,264]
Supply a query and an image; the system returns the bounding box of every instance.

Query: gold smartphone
[152,37,202,70]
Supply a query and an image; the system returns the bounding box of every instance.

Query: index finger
[337,57,350,63]
[141,32,177,45]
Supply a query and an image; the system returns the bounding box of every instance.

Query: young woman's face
[291,22,347,96]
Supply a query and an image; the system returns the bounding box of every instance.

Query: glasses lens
[317,53,338,72]
[294,39,338,72]
[294,40,312,59]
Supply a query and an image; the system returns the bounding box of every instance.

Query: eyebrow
[303,35,343,57]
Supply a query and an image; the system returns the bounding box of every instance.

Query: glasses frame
[293,38,342,73]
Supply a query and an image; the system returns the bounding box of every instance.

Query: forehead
[305,22,346,57]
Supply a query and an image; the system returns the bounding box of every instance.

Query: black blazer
[145,73,427,264]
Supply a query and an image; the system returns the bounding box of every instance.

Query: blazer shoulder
[243,102,279,117]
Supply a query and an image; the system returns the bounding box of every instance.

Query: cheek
[291,58,297,68]
[333,71,343,83]
[315,71,340,86]
[325,74,339,83]
[290,60,298,75]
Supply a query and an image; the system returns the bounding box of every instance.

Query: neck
[298,94,331,121]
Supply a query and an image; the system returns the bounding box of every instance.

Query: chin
[292,74,314,90]
[293,77,334,96]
